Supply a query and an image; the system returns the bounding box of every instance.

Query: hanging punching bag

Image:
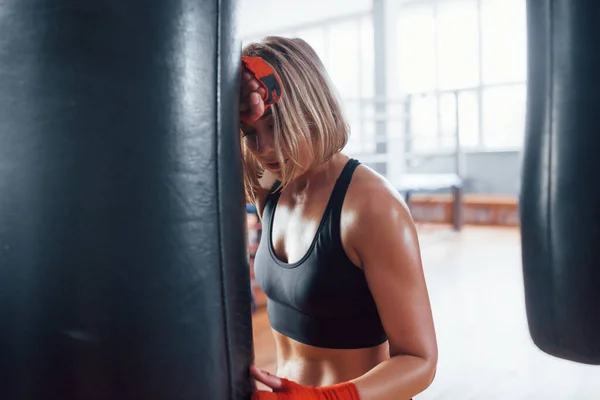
[521,0,600,365]
[0,0,255,399]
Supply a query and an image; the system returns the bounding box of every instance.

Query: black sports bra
[253,159,387,349]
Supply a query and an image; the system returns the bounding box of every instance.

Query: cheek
[243,136,259,154]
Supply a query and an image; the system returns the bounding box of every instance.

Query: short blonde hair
[241,36,349,204]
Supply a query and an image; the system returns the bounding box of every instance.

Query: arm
[348,184,438,400]
[250,175,438,400]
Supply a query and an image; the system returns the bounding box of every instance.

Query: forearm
[350,355,436,400]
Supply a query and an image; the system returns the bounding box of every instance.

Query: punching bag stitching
[214,0,235,397]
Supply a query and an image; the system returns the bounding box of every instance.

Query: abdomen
[273,329,389,387]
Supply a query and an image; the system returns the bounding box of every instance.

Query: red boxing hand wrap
[252,378,361,400]
[241,56,283,122]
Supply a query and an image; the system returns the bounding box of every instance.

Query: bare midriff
[272,329,389,387]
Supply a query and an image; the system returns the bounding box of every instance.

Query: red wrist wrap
[241,56,283,109]
[252,378,361,400]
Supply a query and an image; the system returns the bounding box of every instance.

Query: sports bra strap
[326,158,360,240]
[327,159,360,212]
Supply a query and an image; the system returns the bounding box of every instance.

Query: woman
[240,37,437,400]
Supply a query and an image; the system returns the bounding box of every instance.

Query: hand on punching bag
[239,56,282,123]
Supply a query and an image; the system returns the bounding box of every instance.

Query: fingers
[250,366,283,391]
[242,78,261,101]
[249,365,262,380]
[241,67,266,97]
[248,93,265,121]
[241,93,265,123]
[241,87,265,113]
[240,67,267,122]
[242,70,253,84]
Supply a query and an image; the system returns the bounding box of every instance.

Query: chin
[262,166,282,179]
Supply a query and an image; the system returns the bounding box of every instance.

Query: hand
[249,366,361,400]
[240,67,266,123]
[251,365,284,391]
[250,366,286,400]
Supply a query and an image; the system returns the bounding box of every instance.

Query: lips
[263,159,289,171]
[265,161,281,170]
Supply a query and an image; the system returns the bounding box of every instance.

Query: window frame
[396,0,527,153]
[240,0,527,166]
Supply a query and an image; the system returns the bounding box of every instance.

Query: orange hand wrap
[241,56,283,123]
[252,378,361,400]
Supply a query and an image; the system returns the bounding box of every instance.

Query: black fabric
[0,0,254,399]
[254,159,388,349]
[521,0,600,365]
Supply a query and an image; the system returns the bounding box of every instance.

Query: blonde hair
[241,36,349,204]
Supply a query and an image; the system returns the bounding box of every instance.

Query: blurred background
[239,1,599,399]
[241,0,525,197]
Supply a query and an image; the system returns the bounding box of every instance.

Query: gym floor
[252,225,600,399]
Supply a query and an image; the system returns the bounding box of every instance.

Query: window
[396,6,436,94]
[406,92,472,153]
[481,0,527,85]
[457,90,480,147]
[409,95,438,153]
[482,84,527,148]
[360,16,375,99]
[439,93,459,149]
[305,15,376,155]
[437,0,479,90]
[328,21,361,98]
[395,0,527,151]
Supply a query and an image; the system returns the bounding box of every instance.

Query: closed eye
[241,128,256,138]
[265,115,275,130]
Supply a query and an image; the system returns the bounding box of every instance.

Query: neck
[288,153,344,194]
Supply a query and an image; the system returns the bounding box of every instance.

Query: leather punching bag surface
[521,0,600,365]
[0,0,254,398]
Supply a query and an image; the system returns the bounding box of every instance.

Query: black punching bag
[521,0,600,365]
[0,1,254,399]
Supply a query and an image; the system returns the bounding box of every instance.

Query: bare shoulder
[345,164,412,224]
[342,165,418,268]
